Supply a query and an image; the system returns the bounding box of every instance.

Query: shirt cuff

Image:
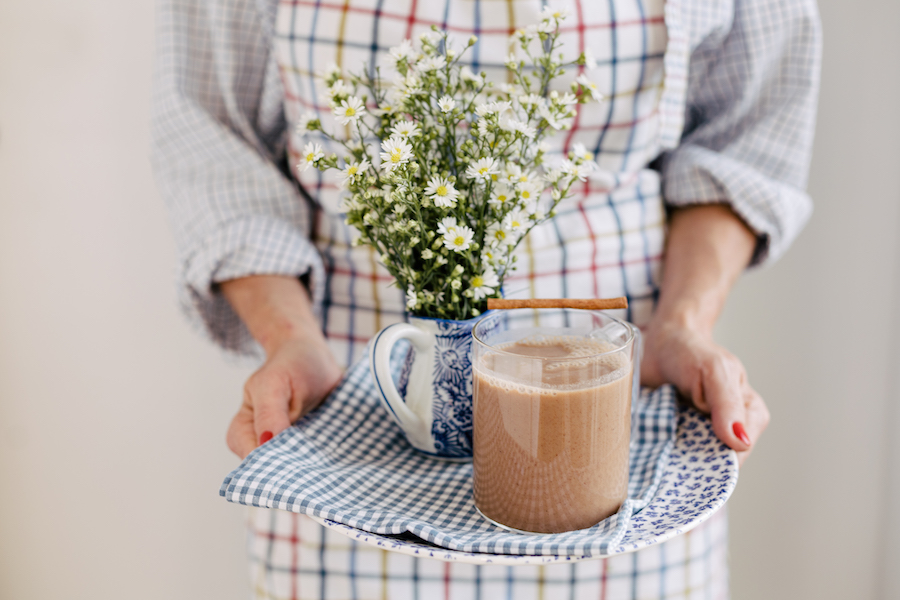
[178,216,325,355]
[663,145,813,266]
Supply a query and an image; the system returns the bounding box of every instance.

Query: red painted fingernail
[258,431,274,445]
[732,422,751,446]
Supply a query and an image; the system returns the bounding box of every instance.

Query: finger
[226,399,257,459]
[701,355,752,453]
[728,384,769,467]
[741,387,770,449]
[246,369,293,445]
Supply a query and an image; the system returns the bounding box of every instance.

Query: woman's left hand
[640,317,769,467]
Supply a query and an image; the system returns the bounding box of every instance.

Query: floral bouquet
[298,9,599,321]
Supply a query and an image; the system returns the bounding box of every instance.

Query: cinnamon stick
[486,297,629,310]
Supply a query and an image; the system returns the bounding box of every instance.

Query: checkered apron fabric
[244,0,728,597]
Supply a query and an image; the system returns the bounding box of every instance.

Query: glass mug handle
[368,323,434,449]
[630,324,643,410]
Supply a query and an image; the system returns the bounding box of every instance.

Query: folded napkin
[220,354,676,556]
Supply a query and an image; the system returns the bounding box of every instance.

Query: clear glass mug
[471,308,640,534]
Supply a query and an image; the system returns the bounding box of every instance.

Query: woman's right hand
[221,275,342,459]
[226,335,342,459]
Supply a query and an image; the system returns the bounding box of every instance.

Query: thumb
[699,356,752,453]
[246,368,293,446]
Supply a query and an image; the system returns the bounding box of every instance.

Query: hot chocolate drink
[472,335,632,533]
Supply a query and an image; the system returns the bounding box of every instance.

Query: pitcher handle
[369,322,432,434]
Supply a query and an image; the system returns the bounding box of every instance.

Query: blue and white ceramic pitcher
[369,315,482,460]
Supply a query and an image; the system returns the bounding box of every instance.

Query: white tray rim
[308,418,739,565]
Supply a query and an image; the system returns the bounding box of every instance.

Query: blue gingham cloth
[221,355,676,557]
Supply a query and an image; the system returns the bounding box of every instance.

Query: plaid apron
[246,1,729,597]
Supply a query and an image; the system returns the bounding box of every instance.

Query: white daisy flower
[576,74,604,101]
[492,100,512,114]
[340,195,360,211]
[460,66,482,83]
[424,176,460,207]
[475,101,512,118]
[437,216,459,236]
[437,96,456,113]
[545,168,564,184]
[400,73,422,94]
[515,26,536,43]
[513,167,540,186]
[416,56,446,72]
[489,184,513,207]
[519,94,544,106]
[504,163,523,184]
[516,182,541,203]
[537,20,557,33]
[539,103,564,130]
[475,118,490,138]
[539,6,569,21]
[406,286,418,310]
[505,53,519,70]
[557,92,579,106]
[582,48,598,70]
[481,248,500,266]
[561,158,594,181]
[498,83,522,97]
[419,31,438,45]
[370,104,392,117]
[326,79,352,100]
[333,96,365,125]
[469,266,500,301]
[510,120,536,139]
[571,142,595,162]
[390,120,421,138]
[504,209,529,232]
[466,157,498,182]
[390,39,415,62]
[295,112,319,133]
[380,136,414,171]
[485,222,510,248]
[339,159,370,188]
[443,225,475,252]
[300,142,324,171]
[377,88,402,113]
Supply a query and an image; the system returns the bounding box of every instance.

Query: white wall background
[0,1,897,599]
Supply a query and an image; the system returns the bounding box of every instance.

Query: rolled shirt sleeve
[150,0,323,354]
[662,0,822,265]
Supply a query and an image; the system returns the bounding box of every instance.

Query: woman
[151,0,820,597]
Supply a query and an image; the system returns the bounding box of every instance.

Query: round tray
[310,408,738,565]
